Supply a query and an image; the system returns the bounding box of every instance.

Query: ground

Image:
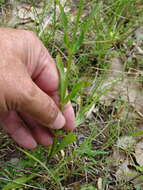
[0,0,143,190]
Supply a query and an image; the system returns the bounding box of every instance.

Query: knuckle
[47,101,58,123]
[7,87,36,112]
[22,86,37,104]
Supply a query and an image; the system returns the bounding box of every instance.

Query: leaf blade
[2,174,36,190]
[56,132,76,154]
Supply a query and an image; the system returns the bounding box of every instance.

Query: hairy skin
[0,28,75,149]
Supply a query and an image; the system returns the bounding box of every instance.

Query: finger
[33,45,59,93]
[19,81,65,130]
[32,45,76,130]
[19,113,53,146]
[32,126,53,146]
[0,111,37,149]
[63,102,76,131]
[50,93,76,131]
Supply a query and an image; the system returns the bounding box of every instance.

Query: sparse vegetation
[0,0,143,189]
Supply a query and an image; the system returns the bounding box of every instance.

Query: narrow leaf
[18,147,59,186]
[72,29,84,54]
[56,54,67,109]
[72,0,84,44]
[56,132,76,153]
[57,0,69,47]
[63,32,70,48]
[2,174,35,190]
[76,149,108,156]
[57,0,68,30]
[63,81,86,104]
[130,131,143,137]
[135,165,143,172]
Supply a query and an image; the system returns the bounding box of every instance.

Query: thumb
[19,81,65,129]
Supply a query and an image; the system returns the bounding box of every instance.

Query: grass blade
[57,0,69,48]
[48,132,76,159]
[56,54,67,110]
[18,147,62,188]
[56,132,76,153]
[63,80,86,104]
[2,174,36,190]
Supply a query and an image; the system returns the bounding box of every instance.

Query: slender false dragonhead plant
[48,0,90,160]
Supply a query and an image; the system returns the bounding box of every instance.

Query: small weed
[0,0,143,189]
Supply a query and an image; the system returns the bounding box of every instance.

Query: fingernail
[51,112,65,129]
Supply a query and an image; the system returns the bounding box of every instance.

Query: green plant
[1,0,143,189]
[47,0,89,161]
[2,174,36,190]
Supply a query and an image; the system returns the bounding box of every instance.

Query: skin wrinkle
[0,28,75,149]
[47,101,58,125]
[0,29,60,121]
[32,44,52,81]
[0,28,58,123]
[0,62,33,111]
[24,30,43,77]
[25,32,37,76]
[20,82,59,126]
[31,41,45,79]
[33,62,46,82]
[19,112,53,146]
[0,95,8,112]
[0,112,19,134]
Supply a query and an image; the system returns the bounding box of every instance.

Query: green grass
[0,0,143,189]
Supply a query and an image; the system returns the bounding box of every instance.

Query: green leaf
[56,54,64,74]
[18,148,59,184]
[72,30,84,54]
[76,149,108,157]
[80,184,97,190]
[130,131,143,137]
[56,54,67,109]
[63,32,70,48]
[2,174,36,190]
[56,132,76,153]
[76,102,95,125]
[135,165,143,172]
[57,0,68,30]
[72,0,84,45]
[63,80,86,104]
[48,130,63,159]
[57,0,69,48]
[48,131,76,159]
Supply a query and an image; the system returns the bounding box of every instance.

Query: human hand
[0,27,75,149]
